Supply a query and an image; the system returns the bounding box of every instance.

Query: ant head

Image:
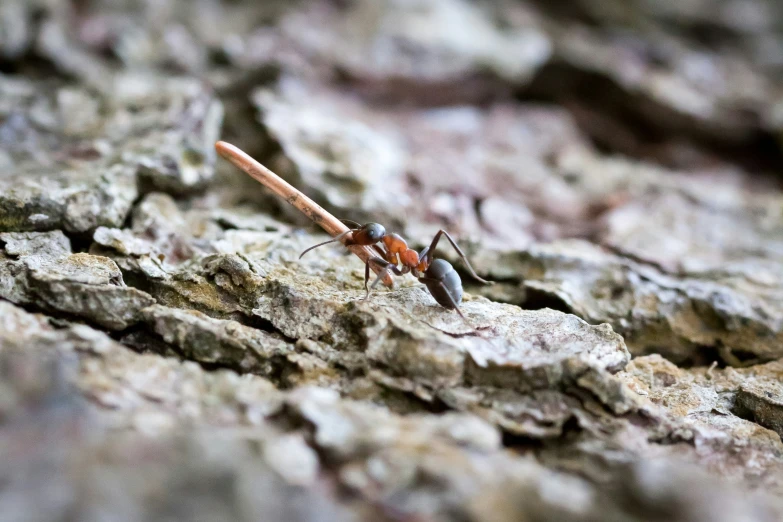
[361,223,386,242]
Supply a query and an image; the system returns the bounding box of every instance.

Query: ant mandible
[299,221,491,318]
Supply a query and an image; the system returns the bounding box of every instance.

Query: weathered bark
[1,1,783,520]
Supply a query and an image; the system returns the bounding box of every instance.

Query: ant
[299,221,491,318]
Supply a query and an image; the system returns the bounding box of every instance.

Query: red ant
[299,221,491,318]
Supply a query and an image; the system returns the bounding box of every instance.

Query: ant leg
[372,244,388,259]
[299,229,356,259]
[364,257,402,300]
[418,246,430,264]
[367,270,389,296]
[363,241,394,297]
[426,230,491,284]
[418,277,466,319]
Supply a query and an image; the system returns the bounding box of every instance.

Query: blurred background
[3,0,782,241]
[2,1,783,521]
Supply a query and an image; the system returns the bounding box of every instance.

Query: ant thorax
[382,233,407,252]
[399,249,419,268]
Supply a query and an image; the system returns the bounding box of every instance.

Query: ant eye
[365,223,385,240]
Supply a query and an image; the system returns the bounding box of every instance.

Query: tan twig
[215,141,393,287]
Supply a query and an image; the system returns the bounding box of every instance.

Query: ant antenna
[340,219,362,228]
[299,229,355,259]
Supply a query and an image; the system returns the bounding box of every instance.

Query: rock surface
[1,1,783,521]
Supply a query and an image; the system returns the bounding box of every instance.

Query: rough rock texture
[0,73,222,235]
[0,230,156,329]
[471,235,783,365]
[2,301,782,521]
[1,1,783,521]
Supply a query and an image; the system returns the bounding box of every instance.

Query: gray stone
[0,231,155,329]
[1,1,783,519]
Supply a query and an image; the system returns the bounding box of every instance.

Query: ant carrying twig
[300,221,491,318]
[215,141,393,287]
[215,141,491,318]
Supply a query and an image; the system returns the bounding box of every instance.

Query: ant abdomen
[422,259,463,309]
